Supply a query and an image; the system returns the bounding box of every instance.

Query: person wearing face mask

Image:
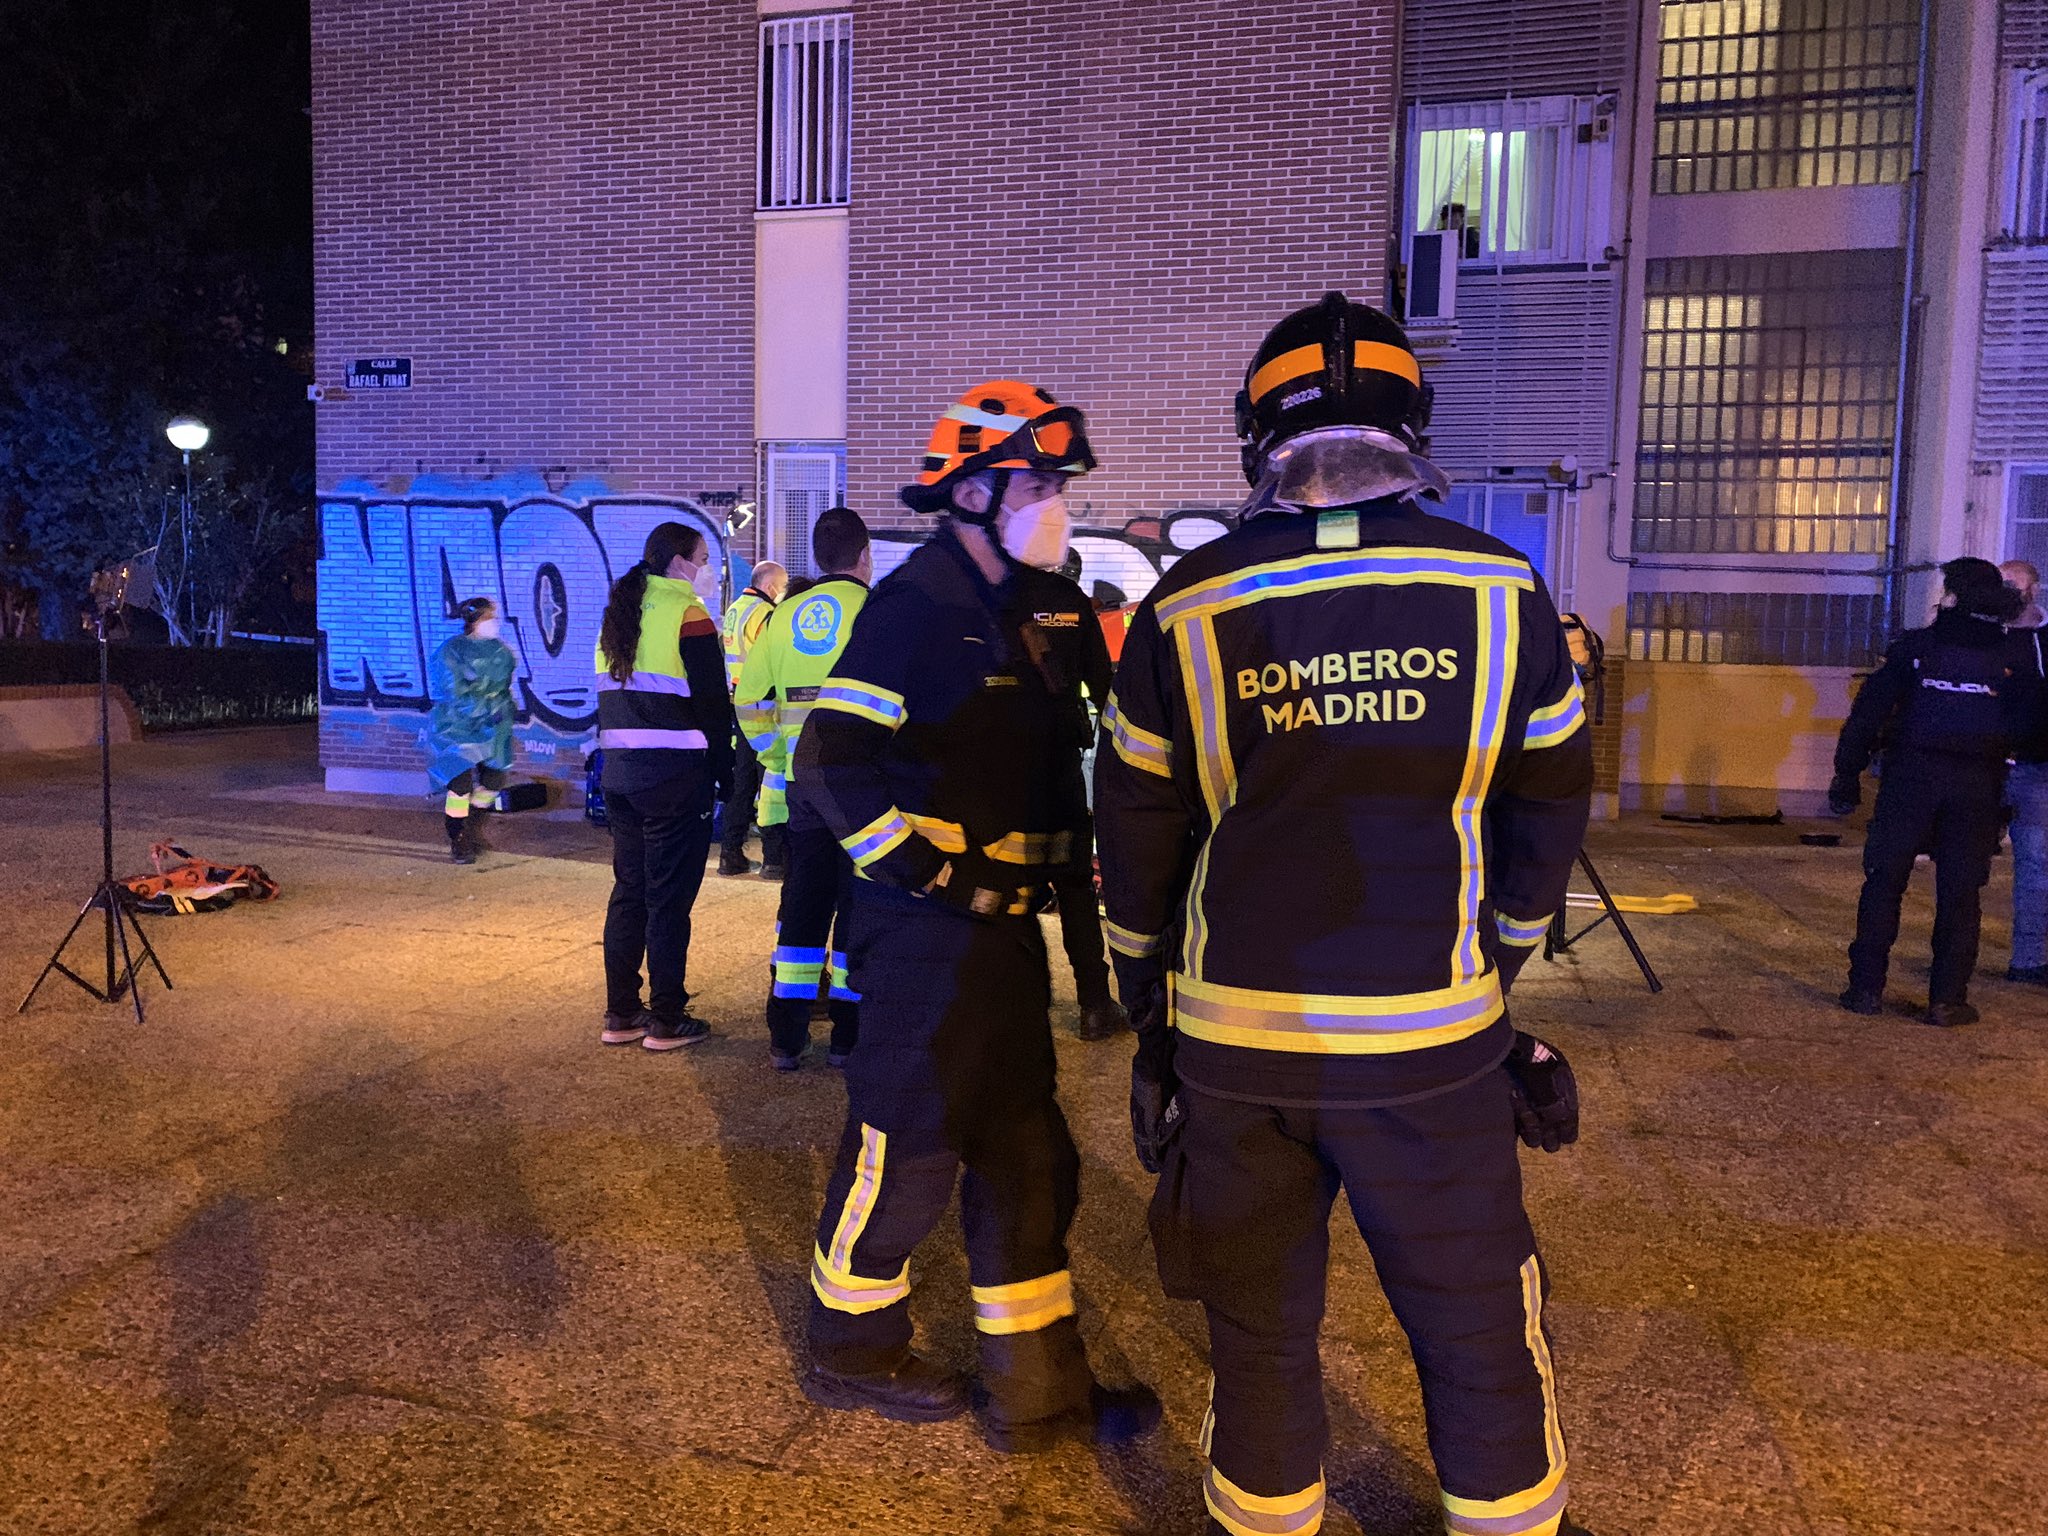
[593,521,735,1051]
[792,380,1161,1452]
[425,596,518,865]
[719,560,789,878]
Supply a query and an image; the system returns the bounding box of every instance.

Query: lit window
[759,15,851,211]
[2003,69,2048,245]
[1653,0,1918,195]
[2009,468,2048,572]
[1440,485,1558,582]
[1406,95,1612,268]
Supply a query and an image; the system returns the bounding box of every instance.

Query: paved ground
[0,726,2042,1536]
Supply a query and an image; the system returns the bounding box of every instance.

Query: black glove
[925,849,1023,919]
[1503,1030,1579,1153]
[1827,773,1861,816]
[1130,1035,1184,1175]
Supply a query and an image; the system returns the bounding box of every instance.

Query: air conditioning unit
[1407,231,1459,325]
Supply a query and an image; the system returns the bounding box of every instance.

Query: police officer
[795,380,1160,1449]
[718,560,788,877]
[1095,295,1595,1536]
[734,508,873,1070]
[1831,557,2034,1025]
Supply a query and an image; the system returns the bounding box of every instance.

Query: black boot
[444,814,475,864]
[1076,998,1129,1040]
[982,1380,1163,1453]
[802,1352,971,1423]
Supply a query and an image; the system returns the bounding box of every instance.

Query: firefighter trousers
[1160,1074,1567,1536]
[1848,755,2005,1004]
[807,882,1092,1425]
[767,802,859,1057]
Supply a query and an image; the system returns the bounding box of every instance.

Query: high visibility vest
[733,574,869,826]
[721,588,775,691]
[594,574,716,769]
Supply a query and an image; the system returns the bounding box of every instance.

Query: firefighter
[719,560,789,877]
[1095,294,1596,1536]
[1831,557,2035,1025]
[795,380,1160,1449]
[1035,550,1126,1039]
[593,521,734,1051]
[734,508,873,1070]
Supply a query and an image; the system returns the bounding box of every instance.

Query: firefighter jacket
[734,573,870,827]
[594,573,734,794]
[1835,608,2039,777]
[1094,498,1594,1108]
[793,523,1083,905]
[1015,566,1113,845]
[721,586,776,691]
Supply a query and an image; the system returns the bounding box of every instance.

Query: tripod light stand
[18,562,173,1023]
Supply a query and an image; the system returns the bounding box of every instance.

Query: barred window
[1654,0,1919,195]
[1407,95,1614,268]
[2009,469,2048,574]
[1634,249,1902,557]
[759,15,851,211]
[2004,69,2048,244]
[1627,590,1884,667]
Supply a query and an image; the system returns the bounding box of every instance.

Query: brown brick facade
[844,0,1400,533]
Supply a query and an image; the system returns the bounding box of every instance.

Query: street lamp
[164,416,209,641]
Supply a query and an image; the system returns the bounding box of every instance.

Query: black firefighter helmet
[1233,292,1433,485]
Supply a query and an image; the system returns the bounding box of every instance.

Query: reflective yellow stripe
[826,1123,887,1273]
[1523,678,1586,750]
[970,1270,1076,1335]
[843,809,913,867]
[1496,911,1551,947]
[1156,547,1532,634]
[1440,1258,1570,1534]
[1176,616,1237,978]
[904,813,969,854]
[1103,695,1173,777]
[1204,1464,1327,1536]
[1454,585,1518,985]
[1106,918,1162,959]
[1173,972,1502,1055]
[1247,338,1420,404]
[810,1245,911,1315]
[982,829,1072,865]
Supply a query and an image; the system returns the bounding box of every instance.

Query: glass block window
[1654,0,1919,195]
[759,14,851,210]
[1634,249,1903,556]
[1627,590,1885,667]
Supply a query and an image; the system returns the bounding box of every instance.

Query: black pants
[602,763,715,1022]
[807,883,1091,1425]
[720,733,786,864]
[446,765,505,801]
[1156,1077,1566,1536]
[1848,756,2005,1004]
[767,801,859,1057]
[1051,835,1112,1009]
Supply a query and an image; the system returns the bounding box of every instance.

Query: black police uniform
[1016,565,1116,1013]
[1096,499,1592,1536]
[1835,606,2034,1006]
[795,522,1097,1428]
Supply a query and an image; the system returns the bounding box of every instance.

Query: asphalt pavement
[0,726,2042,1535]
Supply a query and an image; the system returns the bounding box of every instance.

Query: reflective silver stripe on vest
[595,728,709,750]
[595,671,693,695]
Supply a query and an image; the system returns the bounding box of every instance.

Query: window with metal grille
[1406,95,1614,267]
[760,442,846,577]
[759,15,851,211]
[1634,249,1902,556]
[2009,467,2048,572]
[1653,0,1919,195]
[1626,590,1884,666]
[2004,69,2048,243]
[1439,484,1558,582]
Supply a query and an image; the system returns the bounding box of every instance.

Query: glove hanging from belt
[1116,952,1182,1174]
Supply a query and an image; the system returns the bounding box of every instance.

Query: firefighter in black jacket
[1096,295,1595,1536]
[1831,557,2033,1026]
[794,380,1160,1450]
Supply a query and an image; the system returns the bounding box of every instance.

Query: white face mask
[689,562,718,603]
[998,492,1072,570]
[472,617,501,640]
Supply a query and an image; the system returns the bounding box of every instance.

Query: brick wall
[311,0,755,784]
[844,0,1400,533]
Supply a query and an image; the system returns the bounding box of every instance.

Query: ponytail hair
[599,521,706,683]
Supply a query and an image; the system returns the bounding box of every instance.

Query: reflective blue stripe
[1103,696,1173,777]
[1158,546,1533,631]
[843,809,913,867]
[1523,682,1586,750]
[772,945,828,966]
[814,681,906,729]
[1496,911,1551,947]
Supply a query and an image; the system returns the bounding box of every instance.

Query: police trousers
[807,883,1091,1425]
[1848,754,2005,1003]
[767,801,859,1057]
[1157,1075,1567,1536]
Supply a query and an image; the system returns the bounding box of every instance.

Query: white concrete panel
[1646,185,1908,259]
[756,212,848,441]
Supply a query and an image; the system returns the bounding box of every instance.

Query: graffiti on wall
[317,483,1235,748]
[316,483,726,737]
